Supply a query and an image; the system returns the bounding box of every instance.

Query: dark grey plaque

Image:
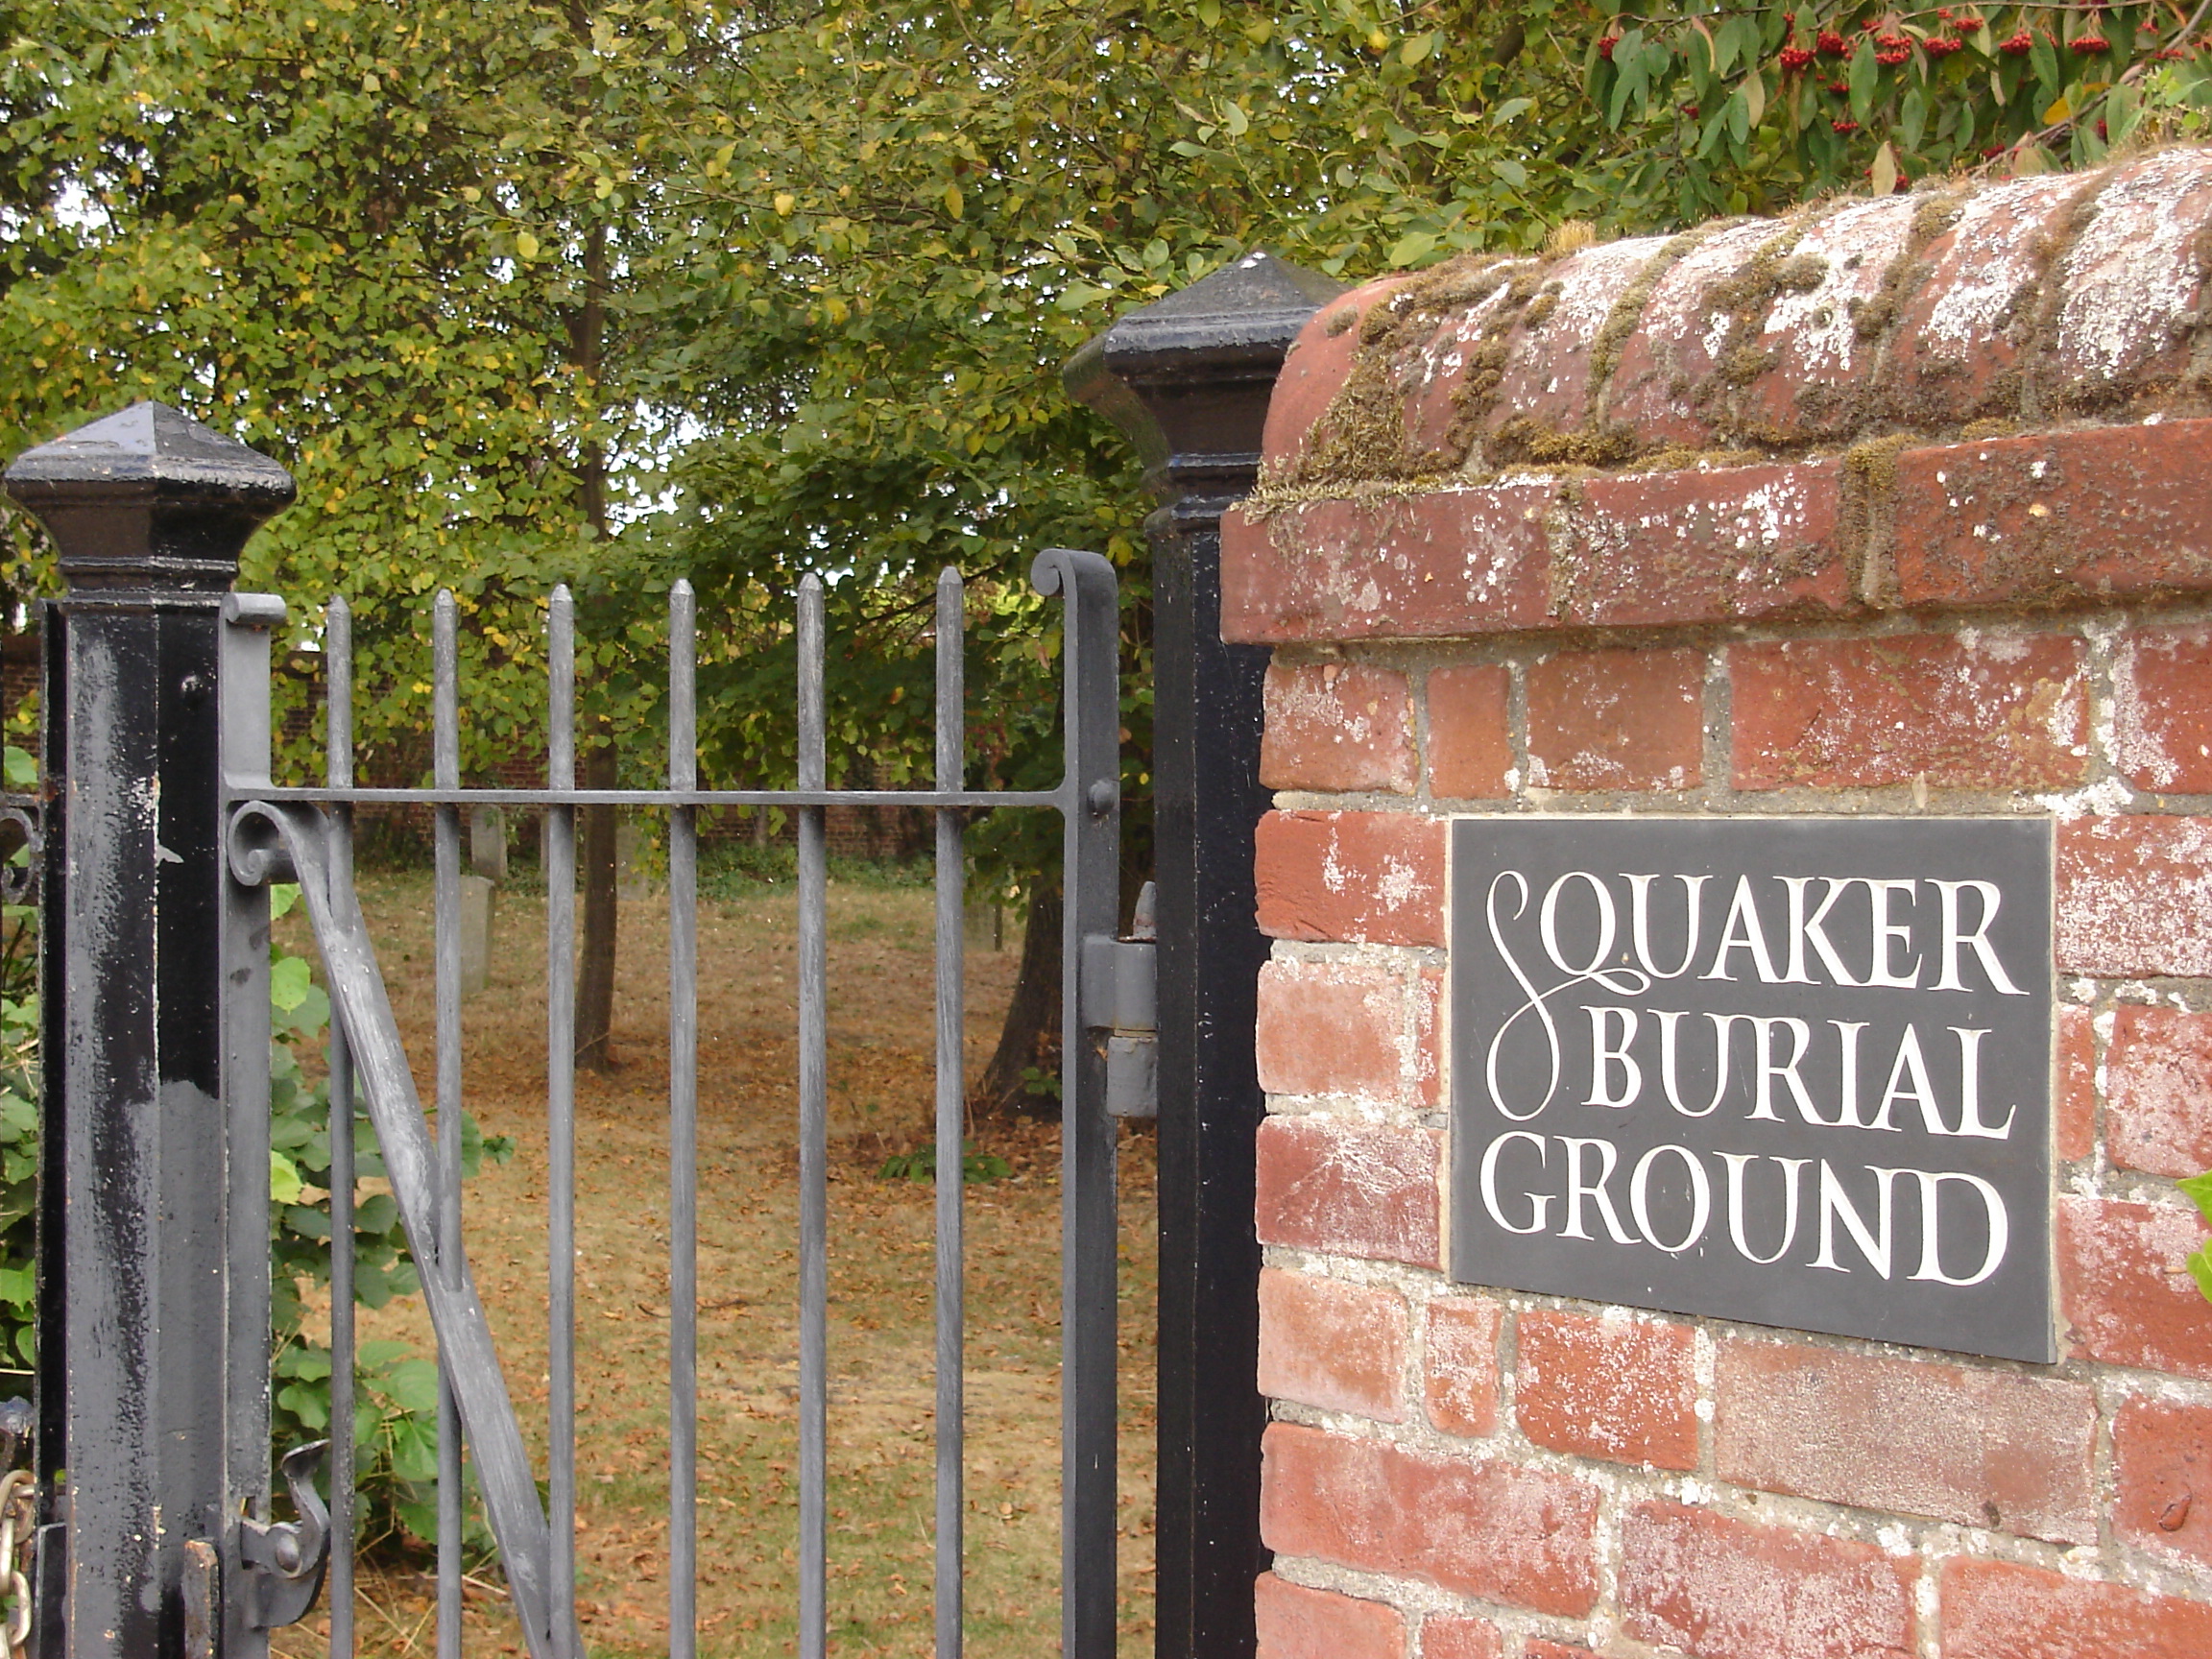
[1449,817,2054,1362]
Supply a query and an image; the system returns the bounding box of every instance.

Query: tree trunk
[576,737,618,1070]
[566,221,618,1070]
[974,885,1062,1118]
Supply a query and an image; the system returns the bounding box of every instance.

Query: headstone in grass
[469,805,508,884]
[460,873,495,997]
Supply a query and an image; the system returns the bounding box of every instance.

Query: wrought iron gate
[4,403,1145,1658]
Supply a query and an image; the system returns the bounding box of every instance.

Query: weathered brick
[2117,625,2212,793]
[1730,632,2087,791]
[1253,1571,1407,1659]
[1520,1644,1594,1659]
[1714,1340,2099,1544]
[2057,1195,2212,1381]
[1255,810,1447,948]
[1515,1311,1697,1471]
[2114,1396,2212,1573]
[1262,276,1407,476]
[1886,173,2086,427]
[1740,195,1922,443]
[1423,1295,1503,1439]
[1527,648,1704,793]
[1257,1269,1409,1422]
[1262,661,1416,794]
[1558,461,1851,627]
[1941,1557,2212,1659]
[2056,815,2212,978]
[2044,148,2212,410]
[1261,1423,1600,1619]
[1221,487,1554,645]
[1604,219,1791,448]
[1459,235,1675,448]
[1619,1502,1915,1659]
[2057,1003,2097,1164]
[1256,958,1432,1107]
[1418,1615,1503,1659]
[1889,421,2212,609]
[2106,1003,2212,1178]
[1426,664,1513,801]
[1256,1117,1441,1269]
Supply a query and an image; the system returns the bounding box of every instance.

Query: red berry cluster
[1817,29,1849,55]
[1779,43,1815,70]
[2070,33,2110,53]
[1598,32,1621,60]
[1832,117,1861,133]
[1873,31,1912,65]
[1923,34,1964,57]
[1998,29,2035,54]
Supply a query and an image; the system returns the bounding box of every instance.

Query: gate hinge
[236,1441,331,1632]
[1082,881,1157,1118]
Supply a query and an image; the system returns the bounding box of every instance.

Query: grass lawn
[273,859,1158,1657]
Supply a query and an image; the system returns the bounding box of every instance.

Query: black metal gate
[3,403,1145,1659]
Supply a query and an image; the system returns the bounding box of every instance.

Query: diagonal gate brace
[228,799,580,1659]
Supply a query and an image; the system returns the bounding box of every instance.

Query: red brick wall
[1226,149,2212,1659]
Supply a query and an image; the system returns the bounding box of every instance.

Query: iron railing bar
[933,568,966,1659]
[1035,549,1122,1659]
[242,785,1066,809]
[668,581,700,1659]
[797,575,829,1659]
[546,586,580,1655]
[431,589,465,1659]
[326,592,357,1659]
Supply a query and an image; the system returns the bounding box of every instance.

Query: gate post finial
[1064,250,1342,1659]
[6,401,295,1659]
[4,399,295,590]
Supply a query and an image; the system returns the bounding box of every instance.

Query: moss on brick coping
[1245,150,2212,516]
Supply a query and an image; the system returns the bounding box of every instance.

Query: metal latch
[1082,882,1157,1118]
[237,1441,331,1631]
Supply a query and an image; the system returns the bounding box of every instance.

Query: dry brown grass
[274,865,1157,1658]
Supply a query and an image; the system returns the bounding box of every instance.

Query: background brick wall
[1228,149,2212,1659]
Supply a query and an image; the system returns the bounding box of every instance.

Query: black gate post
[4,404,294,1658]
[1065,252,1341,1659]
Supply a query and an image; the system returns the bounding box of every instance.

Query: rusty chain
[0,1468,35,1658]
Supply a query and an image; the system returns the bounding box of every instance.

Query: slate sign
[1449,817,2054,1362]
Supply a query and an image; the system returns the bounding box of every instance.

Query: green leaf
[2032,30,2062,102]
[2179,1169,2212,1225]
[1386,230,1436,268]
[1900,84,1929,153]
[2191,1241,2212,1308]
[1849,36,1879,123]
[270,955,313,1013]
[270,1150,303,1207]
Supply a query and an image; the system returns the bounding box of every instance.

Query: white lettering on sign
[1450,819,2054,1363]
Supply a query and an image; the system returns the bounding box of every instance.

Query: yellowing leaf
[773,192,796,215]
[943,182,963,220]
[2040,95,2072,125]
[1870,141,1898,198]
[1401,33,1433,65]
[515,231,540,259]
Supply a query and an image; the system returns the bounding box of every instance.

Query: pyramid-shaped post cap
[3,401,296,591]
[1063,250,1344,501]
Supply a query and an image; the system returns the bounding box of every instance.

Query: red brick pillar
[1225,148,2212,1659]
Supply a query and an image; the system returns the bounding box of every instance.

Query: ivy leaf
[270,1149,303,1207]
